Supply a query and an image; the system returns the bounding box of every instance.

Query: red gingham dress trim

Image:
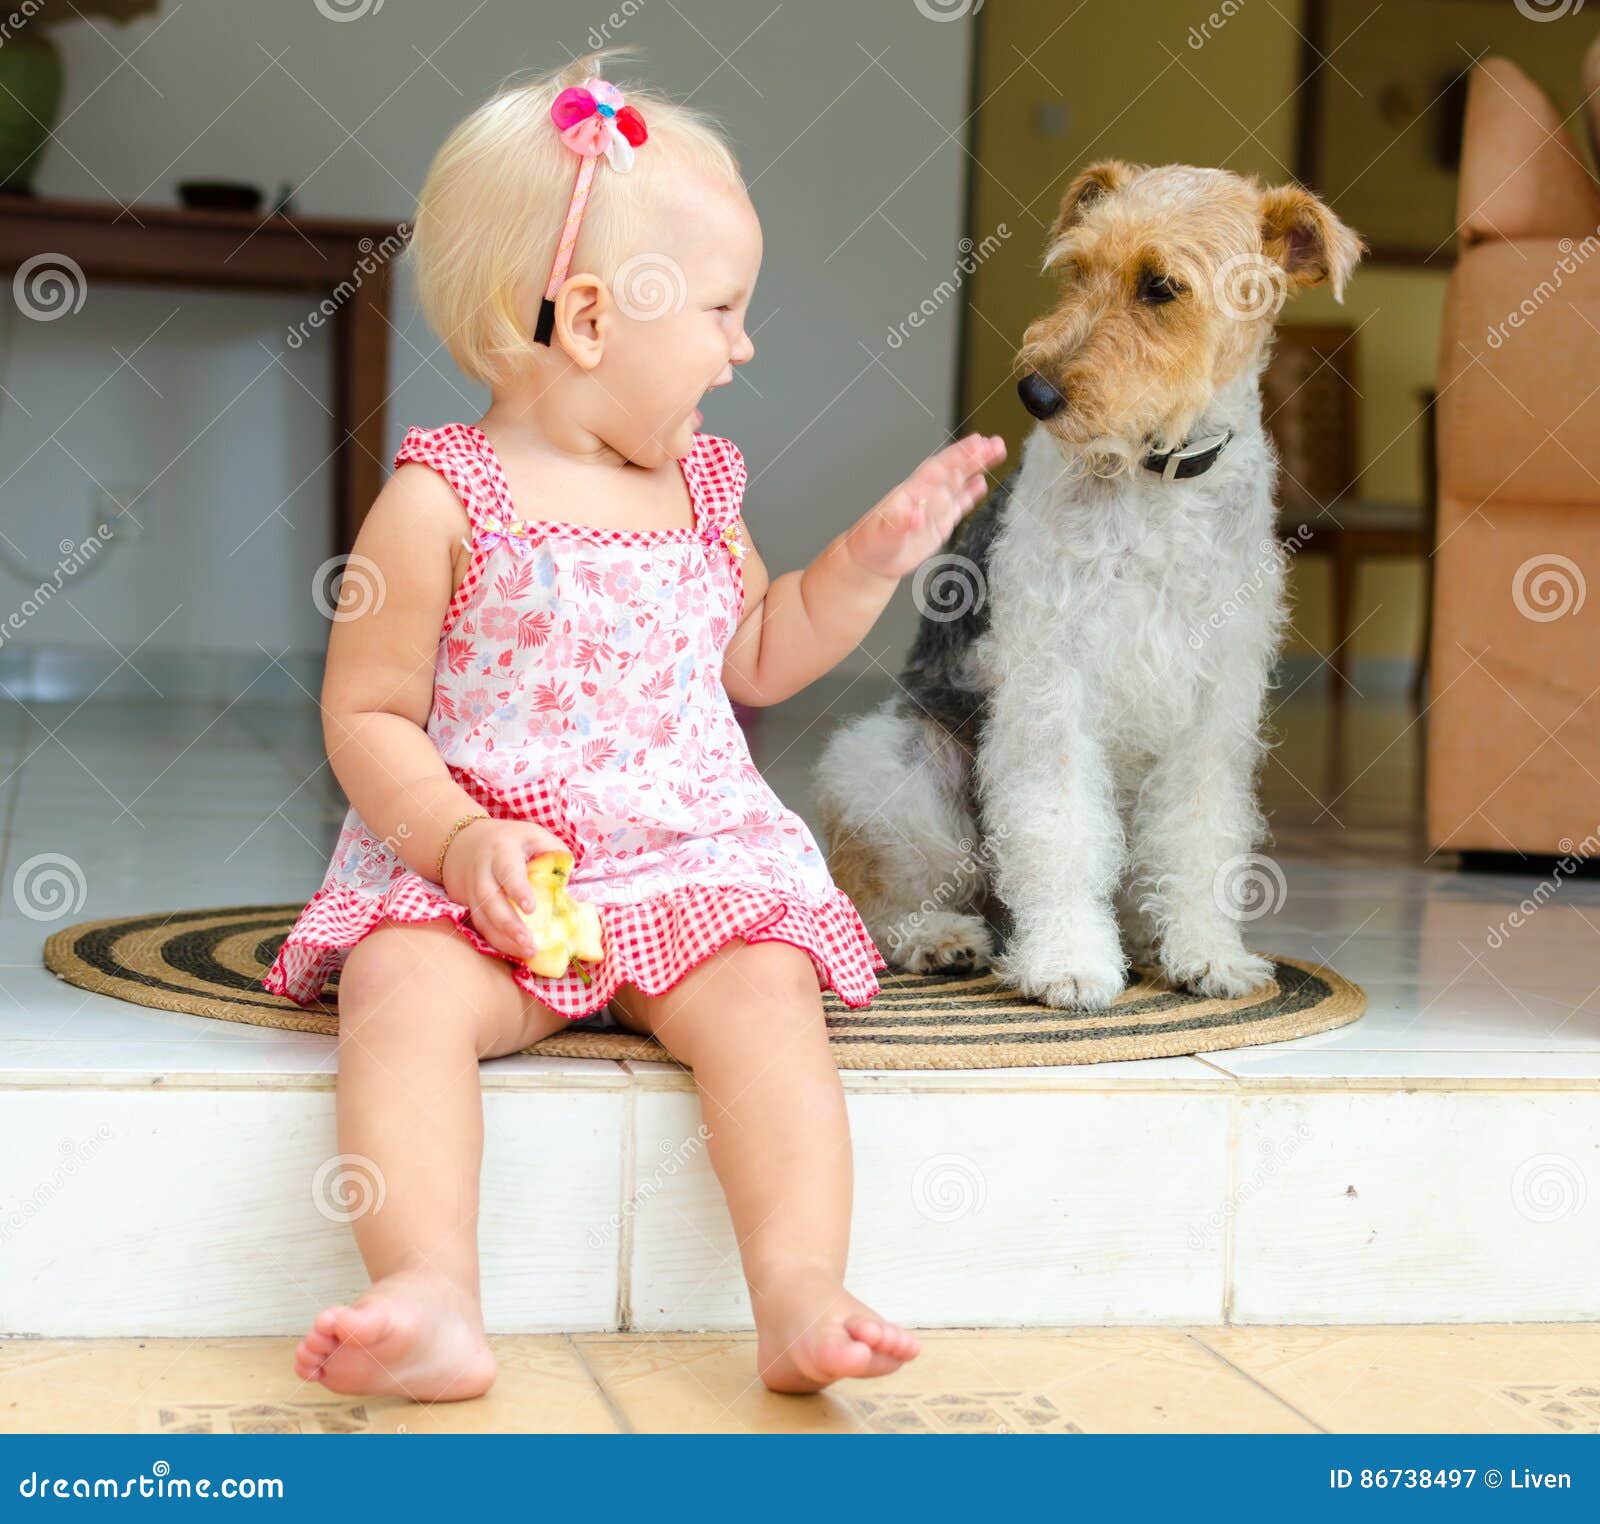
[262,424,881,1020]
[262,878,884,1017]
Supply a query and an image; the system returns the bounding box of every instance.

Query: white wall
[0,0,972,680]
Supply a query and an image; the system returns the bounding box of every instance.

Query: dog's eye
[1137,270,1180,305]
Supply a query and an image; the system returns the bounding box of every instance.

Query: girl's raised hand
[845,433,1007,582]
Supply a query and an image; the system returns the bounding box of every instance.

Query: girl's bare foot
[292,1268,496,1402]
[754,1273,921,1394]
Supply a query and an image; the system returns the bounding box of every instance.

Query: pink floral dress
[263,421,884,1018]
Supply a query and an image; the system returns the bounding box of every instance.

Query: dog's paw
[996,952,1126,1011]
[888,912,994,975]
[1162,946,1275,1001]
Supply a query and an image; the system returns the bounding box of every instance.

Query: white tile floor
[2,678,1597,1082]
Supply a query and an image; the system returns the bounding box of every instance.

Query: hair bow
[550,80,648,173]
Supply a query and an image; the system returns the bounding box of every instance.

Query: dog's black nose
[1017,371,1066,420]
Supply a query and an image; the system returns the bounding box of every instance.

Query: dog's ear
[1260,183,1364,302]
[1049,160,1140,248]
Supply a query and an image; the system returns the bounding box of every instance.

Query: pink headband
[533,77,649,346]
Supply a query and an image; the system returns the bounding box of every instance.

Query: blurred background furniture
[1426,47,1600,859]
[1263,327,1435,704]
[0,194,406,555]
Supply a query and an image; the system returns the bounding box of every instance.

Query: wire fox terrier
[817,161,1362,1009]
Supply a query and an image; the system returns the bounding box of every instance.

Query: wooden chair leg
[1330,536,1357,705]
[1411,550,1434,707]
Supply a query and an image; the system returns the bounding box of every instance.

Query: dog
[816,161,1362,1010]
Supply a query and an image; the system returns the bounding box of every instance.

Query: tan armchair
[1427,50,1600,858]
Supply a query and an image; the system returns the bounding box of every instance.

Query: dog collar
[1142,429,1233,482]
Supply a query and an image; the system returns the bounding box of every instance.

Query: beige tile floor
[3,1326,1599,1434]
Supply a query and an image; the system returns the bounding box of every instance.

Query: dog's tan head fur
[1015,162,1363,472]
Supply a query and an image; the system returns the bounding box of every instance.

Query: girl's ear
[553,274,609,368]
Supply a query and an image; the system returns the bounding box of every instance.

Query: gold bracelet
[435,812,489,882]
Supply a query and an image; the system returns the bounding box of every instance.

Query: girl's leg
[292,918,568,1401]
[611,937,920,1393]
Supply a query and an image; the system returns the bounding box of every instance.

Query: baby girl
[264,55,1004,1402]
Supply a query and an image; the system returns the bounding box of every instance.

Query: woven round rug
[40,903,1365,1070]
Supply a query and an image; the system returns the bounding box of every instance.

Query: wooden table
[0,194,408,553]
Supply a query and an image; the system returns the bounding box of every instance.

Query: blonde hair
[406,52,743,388]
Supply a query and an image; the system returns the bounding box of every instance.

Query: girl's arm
[320,464,481,876]
[319,467,558,955]
[722,433,1006,707]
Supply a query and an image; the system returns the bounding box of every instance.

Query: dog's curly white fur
[816,161,1362,1010]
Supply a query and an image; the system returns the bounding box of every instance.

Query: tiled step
[3,1022,1598,1337]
